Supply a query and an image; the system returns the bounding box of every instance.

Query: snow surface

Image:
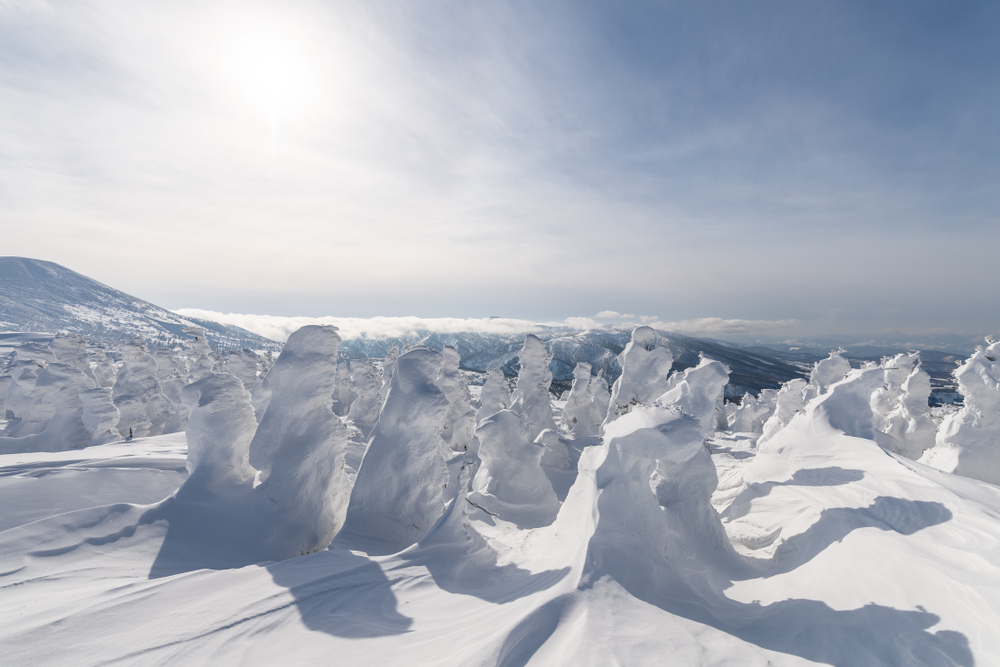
[2,328,1000,666]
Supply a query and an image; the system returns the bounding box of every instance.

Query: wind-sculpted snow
[604,326,674,425]
[922,339,1000,484]
[509,334,557,440]
[249,325,352,558]
[345,358,383,436]
[469,409,559,527]
[730,389,777,434]
[475,368,510,425]
[437,346,476,452]
[1,361,97,451]
[338,347,452,554]
[5,323,1000,665]
[561,362,609,438]
[658,355,730,436]
[871,352,936,460]
[181,373,257,489]
[112,337,176,438]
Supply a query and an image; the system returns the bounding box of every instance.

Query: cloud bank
[176,308,797,343]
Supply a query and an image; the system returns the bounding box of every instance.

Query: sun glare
[227,27,315,140]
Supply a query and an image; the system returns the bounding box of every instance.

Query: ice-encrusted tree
[561,362,609,439]
[468,409,559,527]
[807,348,852,398]
[79,387,121,447]
[222,349,261,391]
[332,362,356,417]
[112,337,175,438]
[657,355,730,437]
[339,347,452,552]
[509,334,557,441]
[871,352,935,460]
[921,339,1000,484]
[182,326,215,382]
[475,368,510,424]
[2,358,117,451]
[604,326,673,426]
[437,346,476,452]
[729,389,777,434]
[49,333,95,382]
[182,373,258,490]
[249,325,353,558]
[345,358,383,436]
[758,378,810,445]
[90,348,117,388]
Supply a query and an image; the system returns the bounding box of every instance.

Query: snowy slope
[1,334,999,665]
[0,412,995,665]
[0,257,279,351]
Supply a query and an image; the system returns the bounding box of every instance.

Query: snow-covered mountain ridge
[0,257,279,351]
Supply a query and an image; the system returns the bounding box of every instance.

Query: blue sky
[1,0,997,340]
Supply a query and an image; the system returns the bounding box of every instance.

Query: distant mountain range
[0,257,280,351]
[0,256,962,403]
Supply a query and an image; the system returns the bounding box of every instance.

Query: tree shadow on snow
[740,496,954,579]
[392,490,573,605]
[147,485,412,638]
[583,492,972,667]
[265,550,412,638]
[723,466,867,520]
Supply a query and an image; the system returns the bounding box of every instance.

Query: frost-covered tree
[182,327,215,382]
[249,325,352,558]
[604,326,673,426]
[475,368,510,424]
[730,389,777,434]
[871,352,935,460]
[112,337,175,438]
[509,334,557,441]
[657,355,730,437]
[469,410,559,527]
[223,349,260,391]
[346,358,383,436]
[90,348,117,388]
[807,349,852,398]
[2,357,116,451]
[921,339,1000,484]
[182,373,257,490]
[561,362,609,438]
[436,346,476,452]
[49,333,95,382]
[340,347,452,552]
[758,378,810,445]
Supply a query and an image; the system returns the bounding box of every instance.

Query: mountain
[0,257,280,351]
[339,327,810,399]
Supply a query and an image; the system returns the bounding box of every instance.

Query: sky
[1,0,998,341]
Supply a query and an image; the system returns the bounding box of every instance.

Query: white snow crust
[2,327,1000,666]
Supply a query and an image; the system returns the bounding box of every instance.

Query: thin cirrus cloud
[1,1,998,335]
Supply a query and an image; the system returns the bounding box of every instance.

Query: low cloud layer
[176,308,797,343]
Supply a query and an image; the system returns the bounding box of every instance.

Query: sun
[226,27,314,136]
